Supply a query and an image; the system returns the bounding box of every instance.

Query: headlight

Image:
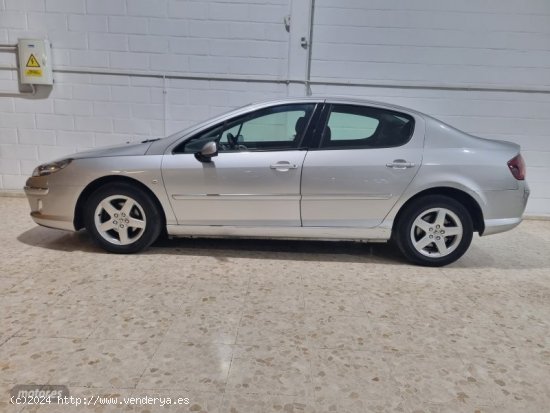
[32,159,73,177]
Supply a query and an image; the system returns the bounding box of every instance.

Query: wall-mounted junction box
[17,39,53,85]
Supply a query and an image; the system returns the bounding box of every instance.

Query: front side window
[175,104,315,154]
[320,105,414,149]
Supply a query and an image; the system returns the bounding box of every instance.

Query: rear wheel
[394,195,473,266]
[84,183,162,253]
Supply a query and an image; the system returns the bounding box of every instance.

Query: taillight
[507,154,526,180]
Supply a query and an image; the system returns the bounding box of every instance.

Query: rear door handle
[270,162,298,171]
[386,159,416,169]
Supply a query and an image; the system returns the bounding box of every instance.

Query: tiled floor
[1,196,549,412]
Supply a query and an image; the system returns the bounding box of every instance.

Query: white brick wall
[0,0,291,189]
[311,0,550,215]
[0,0,549,215]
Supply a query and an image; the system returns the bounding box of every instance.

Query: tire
[84,182,162,253]
[394,195,473,267]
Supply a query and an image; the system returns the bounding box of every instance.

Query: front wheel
[394,195,473,266]
[84,183,162,253]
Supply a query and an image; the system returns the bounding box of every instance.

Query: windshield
[159,103,255,141]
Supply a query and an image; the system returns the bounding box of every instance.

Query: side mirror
[195,141,218,162]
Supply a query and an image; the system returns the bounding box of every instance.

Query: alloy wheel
[409,207,463,258]
[94,195,147,245]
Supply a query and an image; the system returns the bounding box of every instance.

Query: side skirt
[166,224,391,243]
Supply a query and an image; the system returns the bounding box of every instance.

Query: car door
[162,103,318,226]
[301,103,424,228]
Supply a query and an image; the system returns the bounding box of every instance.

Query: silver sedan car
[24,97,529,266]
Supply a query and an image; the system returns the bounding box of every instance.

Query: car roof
[149,96,429,154]
[244,96,427,117]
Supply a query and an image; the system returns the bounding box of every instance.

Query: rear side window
[320,104,414,149]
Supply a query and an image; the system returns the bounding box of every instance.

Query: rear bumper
[483,217,522,236]
[481,181,529,236]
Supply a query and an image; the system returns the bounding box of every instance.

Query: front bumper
[24,176,80,232]
[28,210,75,231]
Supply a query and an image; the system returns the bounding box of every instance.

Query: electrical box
[18,39,53,85]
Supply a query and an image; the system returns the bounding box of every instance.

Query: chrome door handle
[386,160,416,169]
[270,162,298,170]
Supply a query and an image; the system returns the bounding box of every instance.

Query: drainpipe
[305,0,315,96]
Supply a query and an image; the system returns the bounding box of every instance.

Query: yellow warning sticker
[25,69,43,77]
[26,54,40,68]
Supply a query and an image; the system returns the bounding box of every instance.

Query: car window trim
[299,102,328,150]
[171,103,321,155]
[308,103,416,151]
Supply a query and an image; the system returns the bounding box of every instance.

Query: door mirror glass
[195,141,218,162]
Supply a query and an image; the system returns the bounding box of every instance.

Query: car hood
[70,141,155,160]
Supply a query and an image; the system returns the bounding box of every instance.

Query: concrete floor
[0,196,549,413]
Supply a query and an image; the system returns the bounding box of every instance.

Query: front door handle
[270,162,298,171]
[386,159,416,169]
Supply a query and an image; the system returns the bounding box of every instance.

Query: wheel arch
[392,187,485,235]
[74,175,167,231]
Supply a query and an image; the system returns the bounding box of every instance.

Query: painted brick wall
[0,0,291,190]
[311,0,550,215]
[1,0,549,215]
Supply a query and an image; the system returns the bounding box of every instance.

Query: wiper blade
[141,138,161,143]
